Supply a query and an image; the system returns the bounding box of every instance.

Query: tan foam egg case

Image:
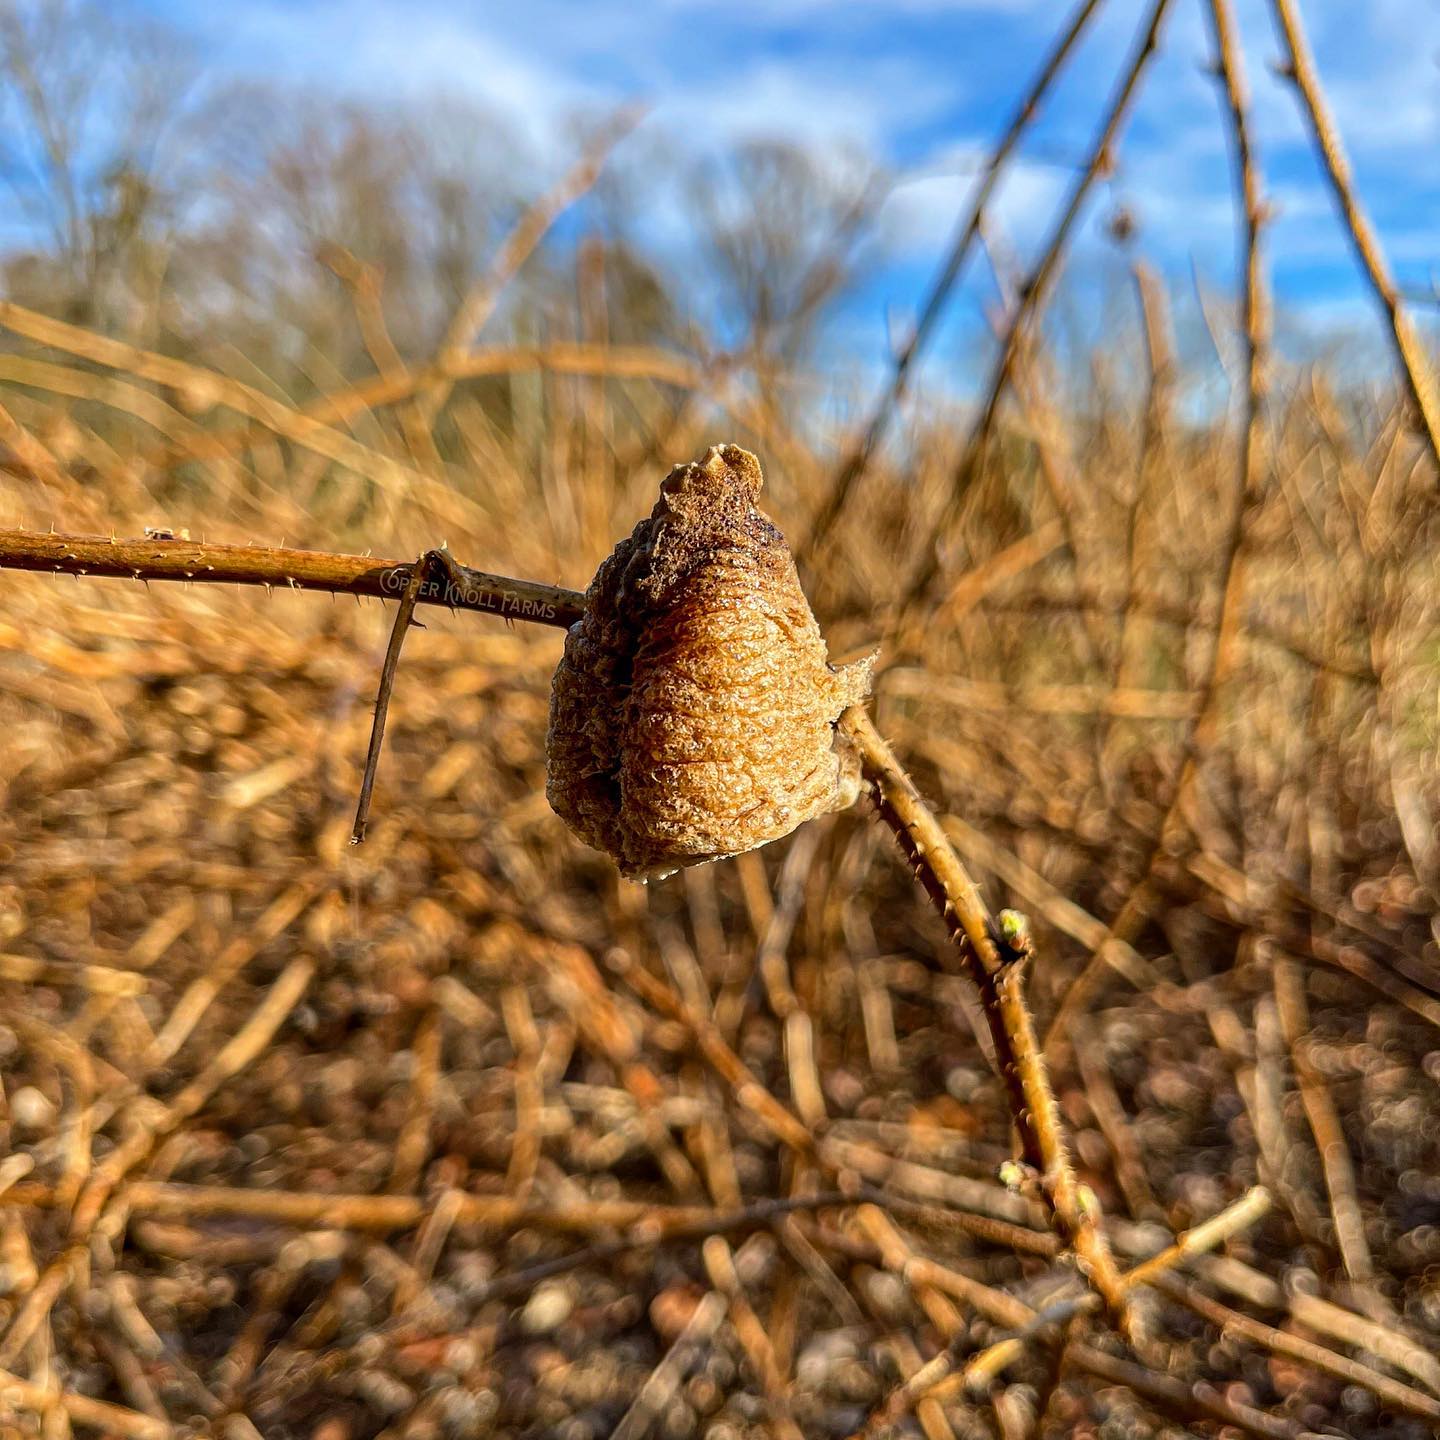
[546,444,873,879]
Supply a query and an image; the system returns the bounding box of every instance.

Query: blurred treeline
[0,0,886,400]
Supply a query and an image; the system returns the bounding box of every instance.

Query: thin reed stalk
[1269,0,1440,472]
[799,0,1108,564]
[1043,0,1272,1049]
[902,0,1174,609]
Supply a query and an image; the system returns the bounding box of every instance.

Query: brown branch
[1268,0,1440,471]
[1154,1272,1440,1423]
[3,1178,859,1241]
[973,224,1112,674]
[1069,1345,1314,1440]
[0,301,433,495]
[837,707,1132,1330]
[1107,260,1175,745]
[610,1290,728,1440]
[353,551,431,842]
[5,525,1372,714]
[702,1236,805,1440]
[316,241,442,469]
[974,1187,1274,1353]
[0,528,586,628]
[1272,956,1378,1289]
[468,1191,862,1304]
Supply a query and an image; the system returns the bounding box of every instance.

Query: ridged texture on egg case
[546,444,872,879]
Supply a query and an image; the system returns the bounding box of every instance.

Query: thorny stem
[1,526,1130,1328]
[0,528,586,627]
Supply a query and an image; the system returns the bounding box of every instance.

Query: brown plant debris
[547,444,872,879]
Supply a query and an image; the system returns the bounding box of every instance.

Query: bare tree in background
[692,139,880,369]
[0,0,221,327]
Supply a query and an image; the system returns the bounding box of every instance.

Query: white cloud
[649,57,952,154]
[214,0,612,161]
[637,0,1048,16]
[879,146,1069,260]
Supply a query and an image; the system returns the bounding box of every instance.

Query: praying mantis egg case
[546,444,873,880]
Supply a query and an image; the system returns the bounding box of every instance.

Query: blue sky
[99,0,1440,381]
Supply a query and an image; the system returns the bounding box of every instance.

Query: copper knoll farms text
[379,565,558,620]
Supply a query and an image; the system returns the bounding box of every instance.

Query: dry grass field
[0,1,1438,1437]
